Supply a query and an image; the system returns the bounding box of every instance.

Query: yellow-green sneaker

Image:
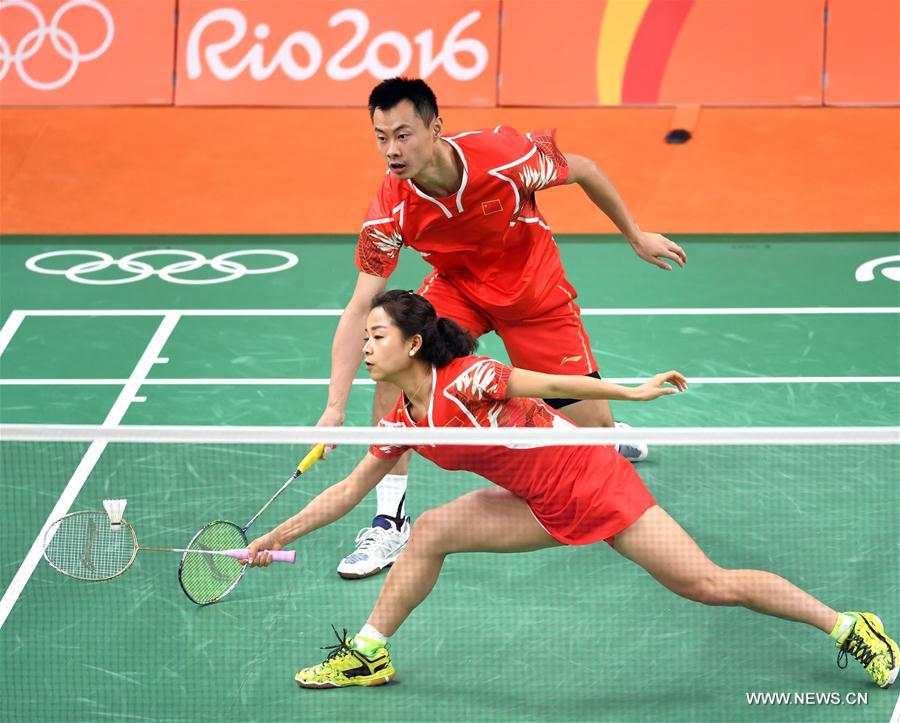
[836,612,899,688]
[295,627,395,689]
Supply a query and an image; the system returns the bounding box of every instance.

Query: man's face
[372,100,439,180]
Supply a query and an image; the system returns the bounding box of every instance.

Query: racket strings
[179,521,247,604]
[44,512,136,580]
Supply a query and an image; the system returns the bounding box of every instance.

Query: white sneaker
[614,422,648,462]
[337,517,411,579]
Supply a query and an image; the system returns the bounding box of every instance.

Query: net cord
[2,423,898,446]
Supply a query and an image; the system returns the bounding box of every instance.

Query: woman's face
[363,306,418,382]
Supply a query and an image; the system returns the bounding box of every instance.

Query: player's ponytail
[372,290,476,366]
[427,316,477,366]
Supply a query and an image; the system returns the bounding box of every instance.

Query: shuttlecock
[103,498,127,531]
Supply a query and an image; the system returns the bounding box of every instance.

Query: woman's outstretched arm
[246,452,397,564]
[506,368,687,402]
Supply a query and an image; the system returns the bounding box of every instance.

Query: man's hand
[628,231,687,271]
[316,407,345,428]
[315,407,344,457]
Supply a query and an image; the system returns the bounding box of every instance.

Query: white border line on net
[1,376,899,386]
[0,314,182,631]
[6,306,900,317]
[1,424,898,446]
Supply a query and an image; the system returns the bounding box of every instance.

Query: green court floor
[1,234,898,722]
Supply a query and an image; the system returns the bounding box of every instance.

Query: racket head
[43,510,138,581]
[178,520,248,605]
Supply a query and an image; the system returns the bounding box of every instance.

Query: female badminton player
[246,291,898,690]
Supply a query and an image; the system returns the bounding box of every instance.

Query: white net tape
[1,424,897,446]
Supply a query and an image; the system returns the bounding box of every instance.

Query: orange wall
[657,1,824,105]
[825,0,900,105]
[2,106,897,234]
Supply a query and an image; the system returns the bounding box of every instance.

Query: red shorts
[418,273,599,376]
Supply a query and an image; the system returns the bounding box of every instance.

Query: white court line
[889,690,900,723]
[0,310,26,356]
[6,306,900,317]
[0,313,181,631]
[1,376,899,386]
[2,307,897,624]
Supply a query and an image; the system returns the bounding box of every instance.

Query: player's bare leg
[614,505,837,630]
[368,486,561,635]
[337,380,411,579]
[613,504,900,687]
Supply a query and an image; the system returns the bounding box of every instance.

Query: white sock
[375,474,407,523]
[354,624,388,655]
[829,612,856,641]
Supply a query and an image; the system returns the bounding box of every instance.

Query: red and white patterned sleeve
[368,398,410,459]
[523,128,569,190]
[355,181,404,278]
[491,125,569,194]
[452,358,513,403]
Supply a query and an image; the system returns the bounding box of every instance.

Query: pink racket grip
[229,549,296,564]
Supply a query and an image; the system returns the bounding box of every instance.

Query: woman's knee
[407,508,451,553]
[676,567,739,607]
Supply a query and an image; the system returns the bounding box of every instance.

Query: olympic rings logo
[0,0,114,91]
[26,249,299,285]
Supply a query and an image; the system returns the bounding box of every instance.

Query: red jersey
[355,126,570,319]
[369,356,655,545]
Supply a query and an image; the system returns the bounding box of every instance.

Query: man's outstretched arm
[317,271,388,427]
[563,152,687,271]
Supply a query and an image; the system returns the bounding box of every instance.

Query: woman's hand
[244,531,284,567]
[633,371,688,401]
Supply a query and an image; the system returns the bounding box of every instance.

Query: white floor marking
[0,313,181,630]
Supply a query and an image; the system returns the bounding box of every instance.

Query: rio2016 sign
[176,0,499,106]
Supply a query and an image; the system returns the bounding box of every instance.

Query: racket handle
[297,443,326,475]
[227,549,296,564]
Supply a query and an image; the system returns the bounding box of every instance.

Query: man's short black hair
[368,77,439,126]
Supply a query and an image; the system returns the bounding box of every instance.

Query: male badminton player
[251,291,898,691]
[317,77,688,580]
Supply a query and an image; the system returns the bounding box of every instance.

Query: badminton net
[1,423,897,722]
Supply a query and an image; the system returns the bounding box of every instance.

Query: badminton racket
[42,510,294,582]
[179,443,326,605]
